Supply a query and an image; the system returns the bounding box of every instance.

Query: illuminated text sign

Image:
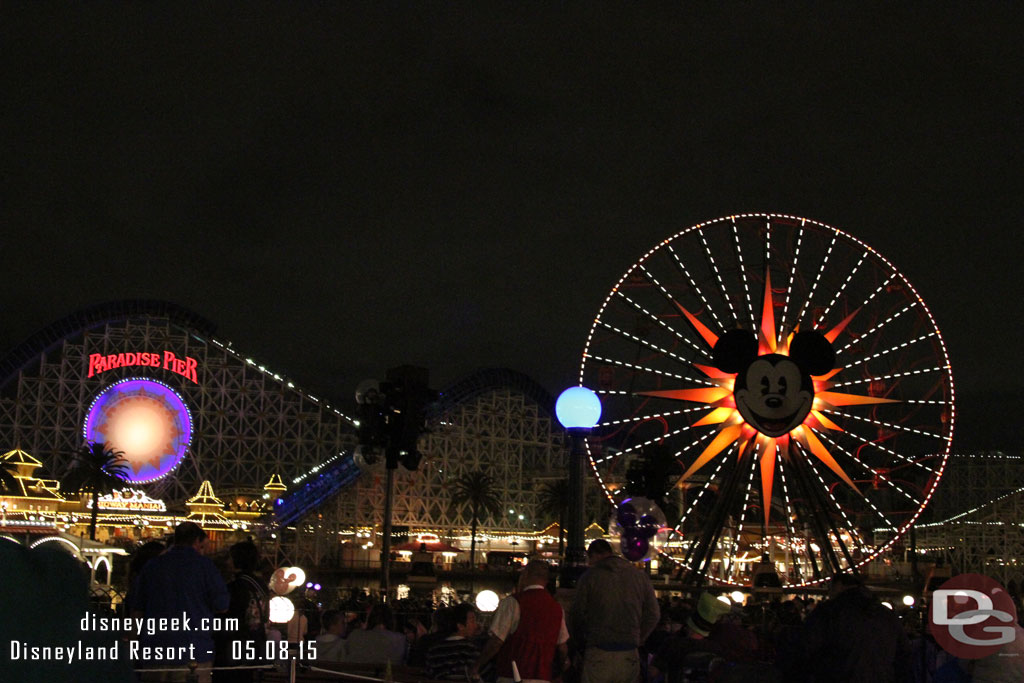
[87,351,198,384]
[85,488,167,512]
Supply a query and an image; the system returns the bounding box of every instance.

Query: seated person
[315,609,348,662]
[426,603,482,681]
[343,603,408,665]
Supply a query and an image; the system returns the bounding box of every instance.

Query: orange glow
[814,367,843,382]
[675,301,720,348]
[694,363,733,379]
[693,407,737,427]
[824,308,860,344]
[810,410,844,432]
[760,439,778,526]
[638,387,732,403]
[816,391,899,407]
[800,428,858,492]
[637,270,898,537]
[758,270,777,354]
[679,424,744,482]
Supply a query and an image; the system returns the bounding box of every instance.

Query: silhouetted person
[133,521,229,683]
[215,540,267,682]
[570,539,660,683]
[783,573,911,683]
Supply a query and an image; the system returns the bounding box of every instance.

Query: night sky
[2,5,1022,449]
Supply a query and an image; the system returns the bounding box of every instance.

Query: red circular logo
[930,573,1018,659]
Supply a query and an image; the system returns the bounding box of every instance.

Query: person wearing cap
[473,559,569,683]
[569,539,660,683]
[132,521,230,683]
[650,593,763,683]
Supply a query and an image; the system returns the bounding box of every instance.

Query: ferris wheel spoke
[795,440,869,541]
[612,290,708,356]
[595,320,711,380]
[778,224,804,341]
[798,447,886,568]
[786,448,848,574]
[698,228,739,325]
[837,301,919,355]
[836,332,939,371]
[597,404,713,429]
[725,446,760,578]
[821,408,945,442]
[594,424,713,464]
[636,263,715,340]
[831,426,937,474]
[674,454,728,531]
[820,252,867,322]
[731,219,758,330]
[795,231,838,328]
[776,459,811,581]
[666,243,727,332]
[584,352,714,386]
[829,365,949,389]
[582,214,952,587]
[815,431,923,507]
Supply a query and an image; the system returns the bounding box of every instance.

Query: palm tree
[450,470,502,570]
[537,479,569,560]
[63,442,131,540]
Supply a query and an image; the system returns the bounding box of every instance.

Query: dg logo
[930,573,1018,658]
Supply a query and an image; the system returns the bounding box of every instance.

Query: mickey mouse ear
[713,330,758,374]
[789,331,835,375]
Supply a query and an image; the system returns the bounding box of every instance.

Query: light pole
[555,386,601,587]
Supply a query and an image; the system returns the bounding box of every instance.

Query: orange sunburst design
[640,277,901,527]
[95,390,182,475]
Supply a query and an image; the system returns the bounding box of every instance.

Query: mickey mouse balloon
[609,497,668,562]
[579,214,954,587]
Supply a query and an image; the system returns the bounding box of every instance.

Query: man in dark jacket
[783,573,912,683]
[133,522,229,683]
[569,540,660,683]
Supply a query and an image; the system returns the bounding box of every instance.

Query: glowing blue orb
[555,386,601,429]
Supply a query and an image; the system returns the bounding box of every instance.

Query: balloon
[609,496,669,562]
[637,514,659,538]
[616,502,637,527]
[621,530,650,561]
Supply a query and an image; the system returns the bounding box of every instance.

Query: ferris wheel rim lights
[578,213,955,588]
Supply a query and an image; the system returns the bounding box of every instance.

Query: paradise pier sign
[87,350,199,384]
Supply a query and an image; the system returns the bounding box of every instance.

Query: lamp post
[555,386,601,587]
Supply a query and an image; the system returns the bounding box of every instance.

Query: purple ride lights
[82,378,193,484]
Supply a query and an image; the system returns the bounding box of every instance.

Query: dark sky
[2,4,1022,449]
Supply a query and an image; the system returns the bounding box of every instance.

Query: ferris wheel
[579,214,954,587]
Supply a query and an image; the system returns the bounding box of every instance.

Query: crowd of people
[112,527,1024,683]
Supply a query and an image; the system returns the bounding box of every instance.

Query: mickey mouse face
[735,355,812,437]
[713,330,835,438]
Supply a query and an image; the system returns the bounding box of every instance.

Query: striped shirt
[425,635,481,681]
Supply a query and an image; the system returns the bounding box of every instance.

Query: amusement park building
[0,302,593,566]
[0,301,358,506]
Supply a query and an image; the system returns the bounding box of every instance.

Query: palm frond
[450,470,502,521]
[63,441,130,494]
[536,480,570,518]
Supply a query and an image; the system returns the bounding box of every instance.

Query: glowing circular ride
[83,378,193,484]
[579,214,954,587]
